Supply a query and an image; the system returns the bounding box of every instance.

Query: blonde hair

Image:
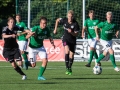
[106,11,113,16]
[67,10,74,16]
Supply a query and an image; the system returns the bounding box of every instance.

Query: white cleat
[22,75,27,80]
[114,67,120,72]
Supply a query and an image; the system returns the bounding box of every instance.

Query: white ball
[93,66,102,75]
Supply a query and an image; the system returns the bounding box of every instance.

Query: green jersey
[84,18,99,39]
[16,22,27,41]
[29,26,51,48]
[97,21,118,41]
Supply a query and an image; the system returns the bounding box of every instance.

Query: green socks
[38,66,46,76]
[88,51,94,64]
[110,54,117,68]
[96,53,105,63]
[22,53,28,62]
[94,52,98,59]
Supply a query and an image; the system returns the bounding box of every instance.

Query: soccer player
[53,10,79,75]
[16,14,29,70]
[95,11,120,72]
[2,17,27,80]
[82,10,101,67]
[26,16,55,80]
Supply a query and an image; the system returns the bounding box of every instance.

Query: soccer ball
[93,66,102,75]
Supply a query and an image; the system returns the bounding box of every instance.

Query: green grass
[0,61,120,90]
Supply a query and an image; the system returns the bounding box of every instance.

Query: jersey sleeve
[114,24,119,32]
[97,22,104,28]
[46,28,51,38]
[84,19,88,27]
[74,22,80,32]
[31,26,37,32]
[59,17,66,25]
[22,22,27,30]
[2,26,8,34]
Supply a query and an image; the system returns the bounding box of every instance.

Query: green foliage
[17,0,120,39]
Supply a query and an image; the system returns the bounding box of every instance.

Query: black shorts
[3,48,22,63]
[62,40,76,53]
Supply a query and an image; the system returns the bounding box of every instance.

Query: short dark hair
[40,16,47,22]
[89,10,94,14]
[7,17,14,22]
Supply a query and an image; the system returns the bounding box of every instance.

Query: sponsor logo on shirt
[89,26,95,29]
[71,25,74,29]
[105,30,113,34]
[38,36,47,39]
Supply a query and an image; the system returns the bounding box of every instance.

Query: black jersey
[59,17,79,44]
[2,26,20,49]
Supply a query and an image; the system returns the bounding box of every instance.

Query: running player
[95,11,120,72]
[53,10,79,75]
[16,14,29,70]
[26,16,55,80]
[2,17,27,80]
[82,10,101,67]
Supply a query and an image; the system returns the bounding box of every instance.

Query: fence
[17,0,120,39]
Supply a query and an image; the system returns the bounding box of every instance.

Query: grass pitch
[0,61,120,90]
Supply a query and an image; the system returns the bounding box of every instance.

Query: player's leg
[68,44,75,75]
[38,46,48,80]
[96,39,110,65]
[64,45,70,74]
[28,47,37,68]
[63,41,70,74]
[18,41,29,69]
[68,51,74,75]
[85,38,97,67]
[109,48,120,71]
[3,49,27,80]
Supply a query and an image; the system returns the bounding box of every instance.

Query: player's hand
[115,33,118,38]
[17,33,21,36]
[53,29,57,34]
[32,32,37,37]
[81,34,85,39]
[52,44,55,49]
[11,34,16,38]
[68,29,72,33]
[96,37,100,41]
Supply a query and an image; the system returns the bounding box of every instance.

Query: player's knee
[21,51,25,54]
[109,49,114,54]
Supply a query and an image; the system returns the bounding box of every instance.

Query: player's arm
[53,18,62,34]
[81,27,86,38]
[68,22,79,37]
[115,30,119,38]
[68,29,79,37]
[26,32,35,39]
[2,27,16,38]
[17,27,31,36]
[2,33,16,38]
[94,26,99,40]
[26,27,36,39]
[49,37,55,48]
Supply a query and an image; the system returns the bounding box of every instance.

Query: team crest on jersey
[111,25,115,28]
[44,31,47,34]
[93,22,96,25]
[14,31,17,34]
[71,25,74,29]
